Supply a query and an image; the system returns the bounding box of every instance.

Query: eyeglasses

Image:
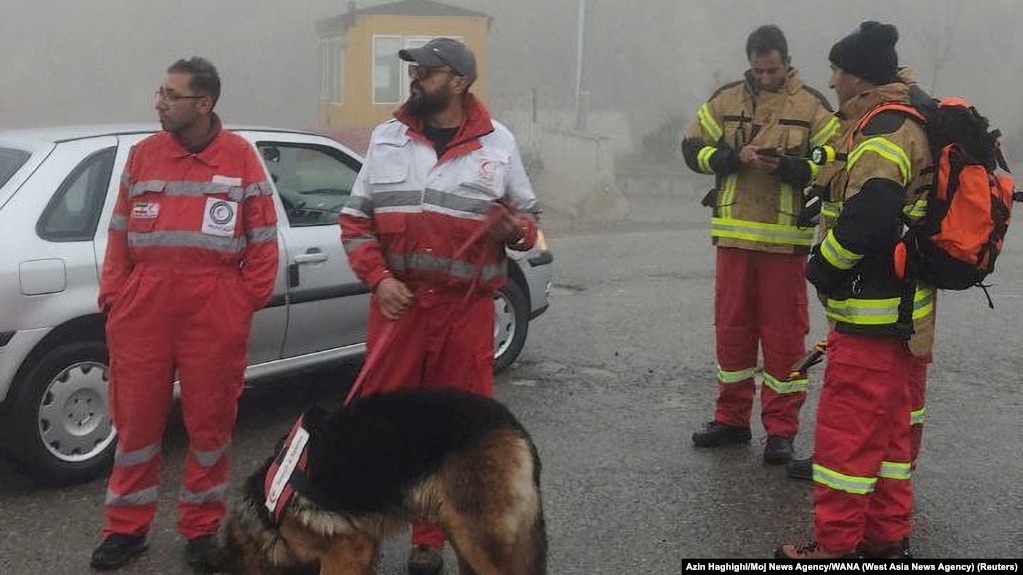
[154,88,205,102]
[407,65,457,81]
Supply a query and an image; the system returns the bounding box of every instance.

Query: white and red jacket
[339,95,539,294]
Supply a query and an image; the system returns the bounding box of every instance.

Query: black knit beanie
[829,21,899,85]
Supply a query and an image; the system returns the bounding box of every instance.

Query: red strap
[848,103,926,148]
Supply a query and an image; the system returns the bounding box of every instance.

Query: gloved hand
[806,244,847,299]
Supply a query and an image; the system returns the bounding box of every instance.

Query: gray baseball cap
[399,37,477,83]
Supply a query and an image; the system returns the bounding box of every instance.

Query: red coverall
[98,123,278,539]
[339,95,538,548]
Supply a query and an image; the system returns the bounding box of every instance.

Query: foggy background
[2,0,1020,163]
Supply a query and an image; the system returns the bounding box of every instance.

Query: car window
[258,142,359,227]
[0,147,31,189]
[36,147,116,241]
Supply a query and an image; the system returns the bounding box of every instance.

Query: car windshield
[0,147,31,190]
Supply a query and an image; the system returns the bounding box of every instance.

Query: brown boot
[775,540,858,559]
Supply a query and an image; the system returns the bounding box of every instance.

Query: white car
[0,124,553,485]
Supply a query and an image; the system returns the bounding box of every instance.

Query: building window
[320,36,344,103]
[372,35,402,105]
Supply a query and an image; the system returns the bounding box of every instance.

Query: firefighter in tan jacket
[777,21,934,560]
[681,25,838,463]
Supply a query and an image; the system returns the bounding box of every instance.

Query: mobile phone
[756,147,780,157]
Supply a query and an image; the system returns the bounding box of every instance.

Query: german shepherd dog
[222,389,547,575]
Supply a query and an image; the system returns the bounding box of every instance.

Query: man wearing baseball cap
[339,37,540,575]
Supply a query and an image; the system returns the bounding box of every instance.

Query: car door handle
[294,252,328,264]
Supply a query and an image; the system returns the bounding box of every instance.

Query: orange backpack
[858,98,1016,297]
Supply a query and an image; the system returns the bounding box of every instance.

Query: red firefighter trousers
[359,289,495,548]
[813,331,914,552]
[714,247,809,437]
[103,266,251,539]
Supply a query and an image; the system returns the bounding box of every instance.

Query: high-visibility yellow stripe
[847,137,912,186]
[821,200,842,219]
[697,146,717,173]
[811,116,841,147]
[903,197,928,221]
[911,407,926,426]
[813,464,877,495]
[808,160,820,181]
[879,461,912,480]
[779,184,795,226]
[698,103,723,142]
[763,372,807,394]
[717,365,756,384]
[820,229,862,270]
[825,287,934,325]
[718,175,738,219]
[711,218,816,246]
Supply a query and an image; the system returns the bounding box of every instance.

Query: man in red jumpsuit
[91,57,278,573]
[339,38,538,575]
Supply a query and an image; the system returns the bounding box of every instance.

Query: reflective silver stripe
[812,463,876,495]
[246,226,277,244]
[911,407,926,426]
[343,236,378,252]
[244,181,273,199]
[192,444,229,468]
[130,180,167,198]
[128,231,246,253]
[385,253,506,282]
[763,372,807,394]
[424,188,492,216]
[343,195,374,217]
[115,443,161,467]
[130,180,265,201]
[179,483,227,505]
[109,214,129,231]
[878,461,912,480]
[374,190,422,208]
[717,365,756,384]
[106,486,159,506]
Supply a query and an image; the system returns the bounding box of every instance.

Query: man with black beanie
[776,21,935,560]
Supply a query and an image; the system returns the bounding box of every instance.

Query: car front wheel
[493,280,529,373]
[6,340,116,486]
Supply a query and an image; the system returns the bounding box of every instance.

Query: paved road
[2,206,1021,574]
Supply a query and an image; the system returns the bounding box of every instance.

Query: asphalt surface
[2,191,1022,574]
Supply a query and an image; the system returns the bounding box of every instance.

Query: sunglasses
[407,64,458,81]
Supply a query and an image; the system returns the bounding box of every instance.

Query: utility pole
[573,0,591,133]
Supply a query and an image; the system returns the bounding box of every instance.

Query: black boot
[90,534,148,571]
[763,435,794,464]
[787,457,814,480]
[407,544,444,575]
[691,421,752,447]
[860,538,912,559]
[185,535,224,574]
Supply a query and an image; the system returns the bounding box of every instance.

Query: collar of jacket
[393,93,495,163]
[838,81,912,127]
[166,113,225,164]
[743,67,803,97]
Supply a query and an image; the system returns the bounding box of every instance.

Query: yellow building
[317,0,491,134]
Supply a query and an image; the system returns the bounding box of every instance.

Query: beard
[405,82,451,117]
